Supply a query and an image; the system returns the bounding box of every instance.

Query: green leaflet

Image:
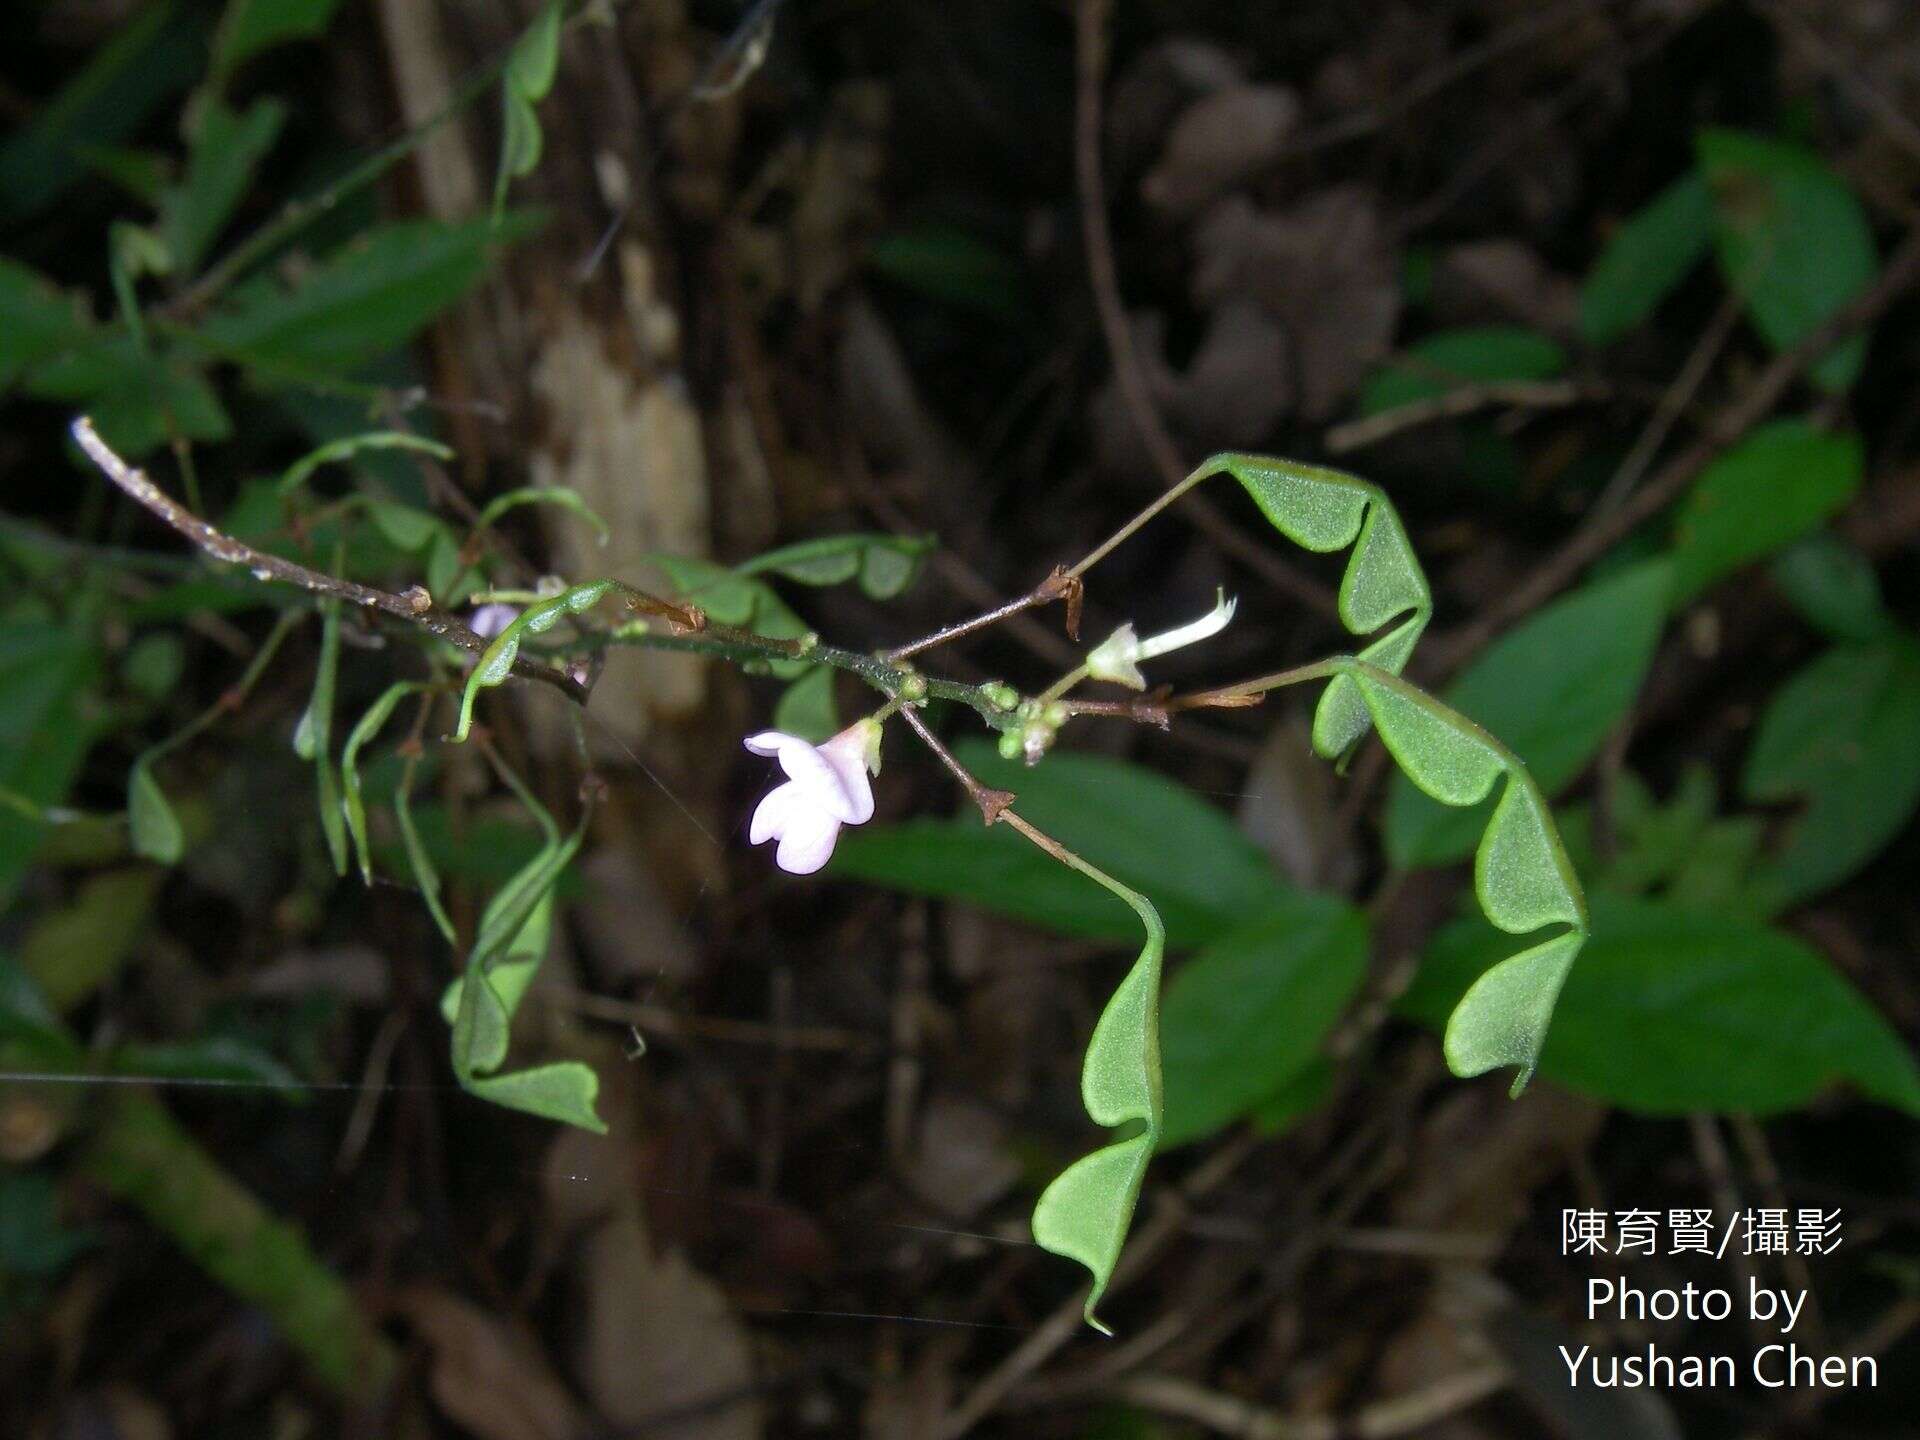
[446,803,603,1133]
[1578,171,1714,346]
[1183,454,1433,764]
[296,597,348,874]
[451,580,613,742]
[276,431,454,497]
[492,2,562,222]
[473,486,610,544]
[1740,634,1920,912]
[1342,661,1589,1094]
[735,532,935,600]
[127,757,184,864]
[339,681,434,883]
[1025,848,1165,1335]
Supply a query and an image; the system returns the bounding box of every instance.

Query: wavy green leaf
[1346,662,1589,1093]
[1186,454,1433,763]
[1027,856,1164,1334]
[493,2,562,220]
[452,580,613,742]
[1386,559,1669,866]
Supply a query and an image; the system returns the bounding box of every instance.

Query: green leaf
[493,3,562,219]
[33,338,231,460]
[1030,870,1165,1333]
[0,259,90,388]
[366,502,447,554]
[1348,664,1589,1092]
[201,215,540,376]
[452,581,612,743]
[161,97,287,274]
[0,1171,95,1279]
[771,665,838,743]
[212,0,343,81]
[506,1,563,99]
[1401,893,1920,1115]
[127,758,184,864]
[1669,419,1861,604]
[0,0,203,225]
[0,614,105,908]
[1770,532,1886,642]
[1698,129,1878,392]
[340,682,432,883]
[298,598,348,874]
[0,956,81,1064]
[1386,560,1670,867]
[652,554,759,624]
[1186,454,1432,762]
[276,431,455,496]
[833,741,1282,948]
[1357,327,1566,416]
[1579,171,1714,345]
[112,1036,305,1096]
[736,533,935,600]
[1158,895,1368,1148]
[465,1062,604,1131]
[447,808,603,1133]
[867,223,1026,317]
[494,91,543,221]
[394,764,456,945]
[474,486,610,543]
[1741,635,1920,911]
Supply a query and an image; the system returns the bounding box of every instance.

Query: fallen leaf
[1193,187,1400,419]
[1142,84,1301,216]
[899,1093,1021,1220]
[397,1288,583,1440]
[572,1210,763,1440]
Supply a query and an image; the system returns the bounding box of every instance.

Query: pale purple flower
[468,602,520,639]
[744,721,880,875]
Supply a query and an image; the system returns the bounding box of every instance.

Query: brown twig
[1072,0,1339,619]
[1427,226,1920,677]
[898,705,1013,824]
[69,416,589,707]
[1324,379,1588,454]
[887,566,1082,662]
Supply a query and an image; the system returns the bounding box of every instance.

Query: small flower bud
[1085,590,1237,689]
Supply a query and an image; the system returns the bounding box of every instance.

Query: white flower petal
[815,729,877,824]
[750,781,802,845]
[743,730,797,758]
[775,811,842,874]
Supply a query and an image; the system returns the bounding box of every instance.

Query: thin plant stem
[1163,656,1344,713]
[70,417,587,707]
[885,567,1080,663]
[145,607,306,764]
